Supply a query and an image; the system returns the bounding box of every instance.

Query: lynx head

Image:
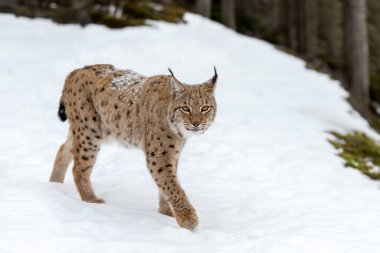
[168,68,218,138]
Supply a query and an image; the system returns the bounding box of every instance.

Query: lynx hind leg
[50,135,73,183]
[70,116,103,203]
[72,134,104,204]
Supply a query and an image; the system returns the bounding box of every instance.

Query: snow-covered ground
[1,13,380,253]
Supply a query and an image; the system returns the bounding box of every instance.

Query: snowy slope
[1,13,380,253]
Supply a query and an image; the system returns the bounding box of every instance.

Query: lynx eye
[201,106,210,113]
[180,106,191,113]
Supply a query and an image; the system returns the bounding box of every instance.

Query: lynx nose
[192,122,200,127]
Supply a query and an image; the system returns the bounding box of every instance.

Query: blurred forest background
[1,0,378,129]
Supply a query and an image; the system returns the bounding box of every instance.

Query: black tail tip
[58,101,67,122]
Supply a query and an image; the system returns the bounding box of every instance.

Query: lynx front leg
[147,154,198,230]
[159,192,174,217]
[158,154,179,217]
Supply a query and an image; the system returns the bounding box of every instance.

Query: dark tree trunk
[286,0,297,51]
[221,0,236,30]
[196,0,212,18]
[304,0,318,59]
[344,0,369,117]
[296,0,306,55]
[272,0,288,45]
[271,0,281,31]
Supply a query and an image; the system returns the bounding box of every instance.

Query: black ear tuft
[213,66,218,82]
[168,68,184,93]
[168,68,175,77]
[58,101,67,122]
[202,66,218,92]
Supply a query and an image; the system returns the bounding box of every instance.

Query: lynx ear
[168,68,184,93]
[203,66,218,92]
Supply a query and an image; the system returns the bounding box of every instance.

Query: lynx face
[168,76,217,138]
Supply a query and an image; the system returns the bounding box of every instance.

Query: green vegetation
[329,131,380,180]
[123,2,185,23]
[52,7,83,25]
[90,10,145,29]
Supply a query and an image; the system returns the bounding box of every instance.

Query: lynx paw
[176,209,199,230]
[86,198,105,204]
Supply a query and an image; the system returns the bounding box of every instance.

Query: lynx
[50,64,217,230]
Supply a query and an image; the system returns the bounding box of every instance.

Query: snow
[1,13,380,253]
[109,68,146,89]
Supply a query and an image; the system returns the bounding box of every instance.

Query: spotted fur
[50,64,218,230]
